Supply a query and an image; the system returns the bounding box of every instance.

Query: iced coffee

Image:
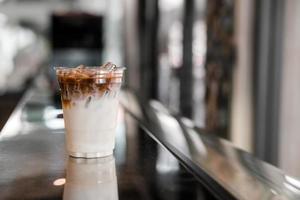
[55,62,125,158]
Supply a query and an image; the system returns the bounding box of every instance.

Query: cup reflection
[63,155,118,200]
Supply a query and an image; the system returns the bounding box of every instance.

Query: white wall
[279,0,300,178]
[230,0,254,152]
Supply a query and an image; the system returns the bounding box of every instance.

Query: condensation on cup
[63,156,118,200]
[55,62,125,158]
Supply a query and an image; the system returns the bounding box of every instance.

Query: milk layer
[63,95,119,157]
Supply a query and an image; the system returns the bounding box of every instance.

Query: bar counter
[0,75,300,200]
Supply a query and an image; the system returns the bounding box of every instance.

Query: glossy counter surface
[120,92,300,200]
[0,80,220,200]
[0,77,300,200]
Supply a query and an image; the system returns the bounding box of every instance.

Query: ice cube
[102,62,116,72]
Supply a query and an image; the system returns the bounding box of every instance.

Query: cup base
[68,150,113,158]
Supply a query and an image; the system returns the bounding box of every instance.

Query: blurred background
[0,0,299,178]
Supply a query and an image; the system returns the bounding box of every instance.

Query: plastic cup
[55,63,125,158]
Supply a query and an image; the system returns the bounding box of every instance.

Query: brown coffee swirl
[56,63,124,108]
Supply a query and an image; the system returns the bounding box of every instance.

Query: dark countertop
[0,76,300,200]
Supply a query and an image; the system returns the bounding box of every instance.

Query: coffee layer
[56,63,124,108]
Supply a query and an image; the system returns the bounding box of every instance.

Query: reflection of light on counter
[43,107,64,130]
[53,178,66,186]
[44,118,65,130]
[115,107,126,165]
[64,156,118,200]
[150,100,190,155]
[156,148,179,173]
[285,175,300,190]
[150,100,189,173]
[181,117,194,128]
[43,106,62,120]
[284,183,300,194]
[270,189,278,195]
[181,117,207,157]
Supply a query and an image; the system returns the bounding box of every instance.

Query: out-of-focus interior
[0,0,300,179]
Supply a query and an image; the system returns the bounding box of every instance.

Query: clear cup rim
[53,66,126,73]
